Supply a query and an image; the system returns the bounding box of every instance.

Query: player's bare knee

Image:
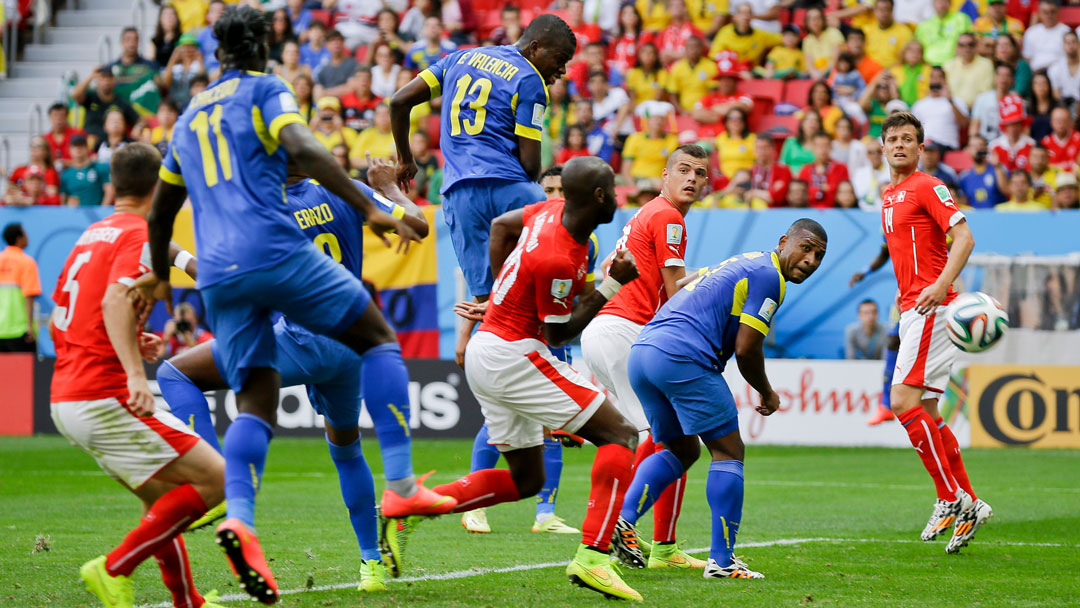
[511,469,545,498]
[668,438,701,471]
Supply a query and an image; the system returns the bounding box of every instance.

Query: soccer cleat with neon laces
[462,508,491,533]
[532,514,580,534]
[647,542,708,569]
[566,544,643,602]
[946,498,993,554]
[611,516,647,569]
[187,501,227,532]
[867,406,895,426]
[704,556,765,579]
[921,489,972,541]
[358,559,388,592]
[201,589,227,608]
[379,471,458,518]
[80,555,134,608]
[215,518,279,605]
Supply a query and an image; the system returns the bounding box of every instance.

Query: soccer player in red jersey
[385,157,645,600]
[1040,106,1080,170]
[879,113,993,554]
[581,144,709,570]
[49,143,226,608]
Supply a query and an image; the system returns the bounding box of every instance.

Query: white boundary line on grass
[142,536,1078,607]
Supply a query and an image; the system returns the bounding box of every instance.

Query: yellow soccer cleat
[566,544,643,602]
[358,559,388,592]
[531,515,580,534]
[80,555,134,608]
[201,589,226,608]
[462,508,491,533]
[647,542,708,569]
[188,501,227,532]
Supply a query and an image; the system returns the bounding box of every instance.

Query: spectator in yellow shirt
[686,0,724,38]
[637,0,671,32]
[802,7,846,80]
[624,42,670,104]
[312,96,359,152]
[889,40,932,106]
[998,170,1049,211]
[716,108,757,179]
[667,36,718,112]
[702,169,769,208]
[621,103,680,181]
[349,102,396,171]
[172,0,209,33]
[864,0,913,69]
[710,4,781,67]
[760,24,806,79]
[974,0,1025,39]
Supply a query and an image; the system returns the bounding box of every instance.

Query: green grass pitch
[2,437,1078,607]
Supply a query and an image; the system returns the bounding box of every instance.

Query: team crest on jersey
[758,298,778,322]
[666,224,683,244]
[532,103,545,127]
[934,185,955,207]
[551,278,573,299]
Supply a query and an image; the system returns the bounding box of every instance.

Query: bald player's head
[777,218,828,284]
[517,14,576,84]
[562,156,617,225]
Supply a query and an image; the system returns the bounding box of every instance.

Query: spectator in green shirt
[60,135,113,207]
[914,0,973,67]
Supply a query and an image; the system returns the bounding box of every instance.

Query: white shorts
[465,331,606,451]
[581,314,649,431]
[893,307,957,399]
[51,398,200,489]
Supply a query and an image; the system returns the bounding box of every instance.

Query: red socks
[582,444,634,551]
[631,434,656,473]
[106,484,207,577]
[936,417,977,501]
[154,536,205,608]
[433,469,521,514]
[652,472,687,543]
[897,406,958,501]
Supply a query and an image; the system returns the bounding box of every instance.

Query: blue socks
[223,413,273,529]
[535,438,563,517]
[619,449,684,525]
[470,424,500,472]
[361,343,413,485]
[157,361,221,453]
[707,460,744,567]
[327,436,380,562]
[881,347,899,409]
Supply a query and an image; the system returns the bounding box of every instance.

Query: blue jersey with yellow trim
[420,45,548,193]
[637,251,786,371]
[160,69,307,288]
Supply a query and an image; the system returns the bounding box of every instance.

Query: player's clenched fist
[608,249,639,285]
[756,389,780,416]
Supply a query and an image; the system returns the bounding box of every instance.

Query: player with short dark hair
[582,144,710,571]
[132,6,441,603]
[50,143,226,608]
[626,219,828,580]
[879,112,991,554]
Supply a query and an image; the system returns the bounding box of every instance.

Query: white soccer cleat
[461,508,491,534]
[921,489,972,541]
[704,556,764,579]
[611,516,647,569]
[946,498,993,554]
[531,514,580,534]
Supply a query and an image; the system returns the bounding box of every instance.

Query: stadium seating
[1062,6,1080,28]
[738,79,784,105]
[783,79,814,106]
[755,115,799,139]
[945,150,973,174]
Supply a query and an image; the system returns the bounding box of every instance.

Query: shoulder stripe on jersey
[251,106,279,155]
[159,166,185,186]
[515,123,542,141]
[769,251,786,305]
[511,92,519,113]
[740,313,770,336]
[516,48,550,105]
[420,69,441,97]
[268,113,306,142]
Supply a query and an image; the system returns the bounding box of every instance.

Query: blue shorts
[201,245,370,393]
[211,318,364,431]
[627,343,739,445]
[443,178,545,297]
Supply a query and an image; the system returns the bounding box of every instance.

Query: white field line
[141,536,1079,607]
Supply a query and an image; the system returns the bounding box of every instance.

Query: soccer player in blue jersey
[389,14,577,366]
[130,7,450,604]
[154,156,427,591]
[621,219,827,580]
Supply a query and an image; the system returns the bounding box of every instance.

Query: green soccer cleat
[566,544,643,602]
[380,514,427,578]
[358,559,388,592]
[647,542,708,569]
[462,507,491,533]
[187,501,227,532]
[531,514,580,534]
[638,537,652,558]
[201,589,226,608]
[80,555,134,608]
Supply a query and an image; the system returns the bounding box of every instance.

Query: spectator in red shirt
[656,0,704,65]
[691,51,753,137]
[567,0,604,54]
[610,3,652,75]
[162,303,214,358]
[8,136,60,201]
[3,166,60,206]
[45,103,85,168]
[557,125,592,165]
[568,41,623,98]
[799,132,849,208]
[749,135,793,207]
[989,93,1035,171]
[341,67,382,132]
[1041,106,1080,170]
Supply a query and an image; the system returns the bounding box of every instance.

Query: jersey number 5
[449,74,492,137]
[53,251,92,332]
[190,106,233,187]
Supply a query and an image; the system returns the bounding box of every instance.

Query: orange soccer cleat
[379,472,458,518]
[215,518,279,605]
[867,406,895,426]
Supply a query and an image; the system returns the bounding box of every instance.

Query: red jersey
[50,212,150,402]
[481,200,588,343]
[881,171,965,312]
[988,134,1034,172]
[695,92,754,137]
[1040,130,1080,170]
[655,22,704,63]
[556,147,591,165]
[598,196,687,325]
[609,31,654,74]
[751,162,793,207]
[799,161,849,208]
[9,164,60,190]
[46,126,86,163]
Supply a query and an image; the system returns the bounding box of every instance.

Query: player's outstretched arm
[850,243,890,287]
[915,219,975,314]
[102,283,155,416]
[489,209,526,277]
[389,77,434,191]
[735,324,780,416]
[366,155,430,238]
[543,250,639,348]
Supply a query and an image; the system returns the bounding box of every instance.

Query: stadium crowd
[6,0,1080,212]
